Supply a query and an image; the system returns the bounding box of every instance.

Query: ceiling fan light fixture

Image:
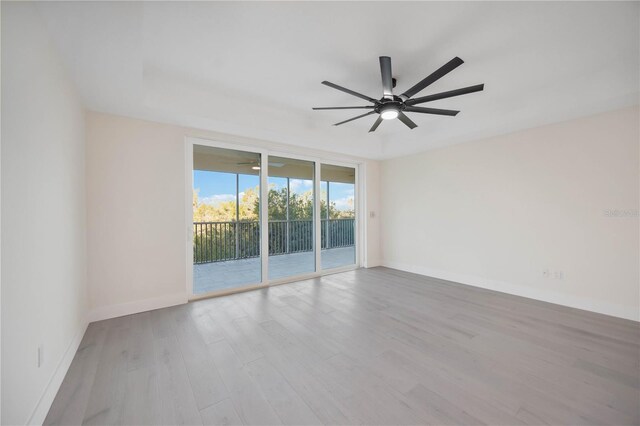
[380,105,399,120]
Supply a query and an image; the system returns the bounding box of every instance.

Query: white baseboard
[87,292,188,323]
[27,318,89,426]
[382,261,639,322]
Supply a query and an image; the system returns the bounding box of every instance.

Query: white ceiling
[37,1,639,160]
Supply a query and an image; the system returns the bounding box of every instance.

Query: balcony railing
[193,218,355,264]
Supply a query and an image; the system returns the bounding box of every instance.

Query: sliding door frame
[185,136,364,300]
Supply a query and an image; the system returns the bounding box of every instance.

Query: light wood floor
[45,267,640,425]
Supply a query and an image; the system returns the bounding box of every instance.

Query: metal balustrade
[193,218,355,264]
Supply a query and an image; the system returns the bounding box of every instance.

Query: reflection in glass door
[192,145,261,294]
[268,156,316,280]
[321,164,356,270]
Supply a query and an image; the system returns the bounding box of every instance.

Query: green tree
[195,183,354,223]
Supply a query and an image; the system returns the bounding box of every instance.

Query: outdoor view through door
[268,156,316,279]
[321,164,356,269]
[192,143,357,296]
[192,145,261,294]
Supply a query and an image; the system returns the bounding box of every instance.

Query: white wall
[86,111,381,321]
[381,106,639,321]
[1,3,88,425]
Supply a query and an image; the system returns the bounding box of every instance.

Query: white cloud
[200,193,236,206]
[289,179,312,192]
[332,196,354,211]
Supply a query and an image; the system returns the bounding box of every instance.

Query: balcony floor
[193,246,355,294]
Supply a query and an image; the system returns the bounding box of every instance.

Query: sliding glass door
[267,156,316,280]
[321,164,356,270]
[190,140,359,297]
[192,145,261,294]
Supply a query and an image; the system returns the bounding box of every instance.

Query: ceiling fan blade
[405,84,484,106]
[397,112,418,129]
[369,116,383,133]
[322,81,378,103]
[400,57,464,100]
[379,56,393,99]
[312,106,375,110]
[334,111,376,126]
[404,106,459,116]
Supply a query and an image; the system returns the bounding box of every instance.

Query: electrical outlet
[37,345,44,368]
[369,211,375,218]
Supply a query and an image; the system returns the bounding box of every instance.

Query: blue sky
[194,171,354,210]
[193,171,259,204]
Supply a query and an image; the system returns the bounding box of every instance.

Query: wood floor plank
[203,300,265,365]
[318,352,427,425]
[153,335,203,425]
[150,305,179,339]
[243,357,323,425]
[82,320,132,425]
[207,339,282,425]
[45,267,640,425]
[404,383,485,425]
[236,315,357,424]
[189,306,228,345]
[127,311,155,372]
[200,398,243,426]
[173,305,229,410]
[122,366,160,426]
[43,323,107,426]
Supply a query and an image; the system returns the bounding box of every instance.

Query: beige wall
[364,161,381,267]
[1,3,88,424]
[86,112,381,320]
[381,106,640,321]
[86,113,188,320]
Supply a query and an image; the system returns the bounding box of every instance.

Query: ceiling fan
[313,56,484,132]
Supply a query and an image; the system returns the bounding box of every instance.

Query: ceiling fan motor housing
[375,97,404,114]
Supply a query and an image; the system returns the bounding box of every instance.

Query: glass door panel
[268,156,315,280]
[192,145,261,294]
[321,164,356,270]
